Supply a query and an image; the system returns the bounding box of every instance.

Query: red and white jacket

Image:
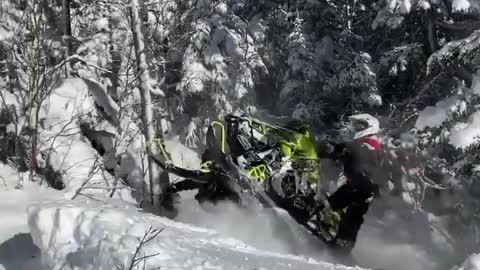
[356,135,382,152]
[343,135,384,185]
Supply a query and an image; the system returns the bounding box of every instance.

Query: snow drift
[449,111,480,149]
[456,253,480,270]
[415,96,464,130]
[27,200,364,270]
[38,77,161,203]
[0,162,63,270]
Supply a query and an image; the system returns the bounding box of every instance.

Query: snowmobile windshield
[284,120,311,135]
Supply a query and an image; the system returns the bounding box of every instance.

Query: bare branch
[120,226,164,270]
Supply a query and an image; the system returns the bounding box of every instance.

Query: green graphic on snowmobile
[247,164,269,181]
[210,120,227,154]
[223,114,323,184]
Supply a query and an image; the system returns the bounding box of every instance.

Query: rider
[318,113,384,252]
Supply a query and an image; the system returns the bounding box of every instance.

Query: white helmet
[347,113,380,140]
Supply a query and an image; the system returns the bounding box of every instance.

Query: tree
[62,0,72,56]
[23,1,59,182]
[129,0,166,209]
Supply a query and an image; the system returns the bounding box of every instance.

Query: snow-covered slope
[40,78,142,202]
[456,253,480,270]
[27,200,364,270]
[0,163,63,270]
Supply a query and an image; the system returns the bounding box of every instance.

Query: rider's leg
[327,182,356,210]
[331,198,370,253]
[328,175,377,251]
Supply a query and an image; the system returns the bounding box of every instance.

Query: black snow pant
[167,177,240,205]
[327,173,377,249]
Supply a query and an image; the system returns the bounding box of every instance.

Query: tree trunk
[129,0,162,208]
[62,0,74,73]
[62,0,72,53]
[108,20,121,102]
[26,1,44,182]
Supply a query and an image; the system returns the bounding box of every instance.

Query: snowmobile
[146,114,346,250]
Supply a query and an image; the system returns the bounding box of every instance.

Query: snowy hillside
[27,199,362,270]
[0,164,63,270]
[0,140,476,270]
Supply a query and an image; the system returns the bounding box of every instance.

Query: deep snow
[0,156,476,270]
[0,132,475,270]
[0,164,62,270]
[27,199,362,270]
[457,253,480,270]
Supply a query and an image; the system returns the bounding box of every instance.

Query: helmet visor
[352,120,369,132]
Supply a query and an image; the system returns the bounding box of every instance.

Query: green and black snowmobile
[146,113,346,250]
